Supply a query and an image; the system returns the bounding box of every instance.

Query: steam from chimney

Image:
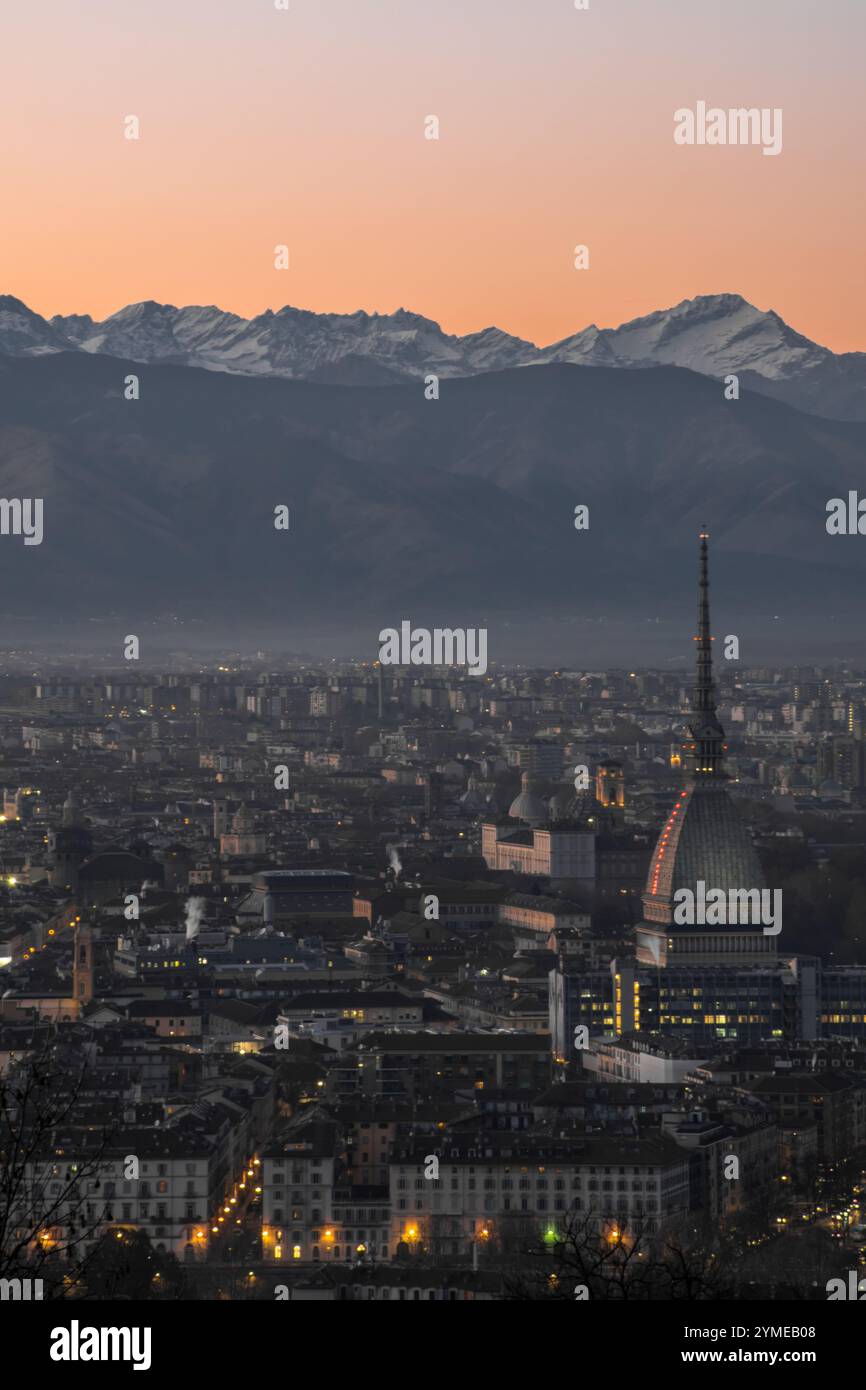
[386,844,403,879]
[184,895,206,942]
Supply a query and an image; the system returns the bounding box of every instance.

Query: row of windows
[50,1180,178,1197]
[36,1163,198,1179]
[268,1170,324,1183]
[38,1203,189,1222]
[102,1204,197,1220]
[332,1210,388,1222]
[396,1197,660,1214]
[395,1165,659,1176]
[399,1176,660,1191]
[272,1229,381,1245]
[272,1244,390,1261]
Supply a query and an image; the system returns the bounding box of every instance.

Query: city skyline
[4,530,866,1317]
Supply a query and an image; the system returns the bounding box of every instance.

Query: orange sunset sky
[3,0,864,350]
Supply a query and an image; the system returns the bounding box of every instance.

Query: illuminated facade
[550,954,822,1049]
[595,761,625,811]
[481,820,595,886]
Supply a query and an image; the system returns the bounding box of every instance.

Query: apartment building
[388,1132,690,1256]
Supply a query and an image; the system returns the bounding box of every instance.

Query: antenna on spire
[689,529,726,778]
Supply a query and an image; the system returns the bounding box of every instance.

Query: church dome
[818,778,844,798]
[62,789,84,827]
[548,787,573,818]
[509,772,548,826]
[548,786,592,823]
[642,781,765,925]
[459,775,488,814]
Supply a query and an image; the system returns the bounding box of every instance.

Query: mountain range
[2,292,865,422]
[0,340,864,662]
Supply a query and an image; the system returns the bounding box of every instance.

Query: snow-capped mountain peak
[0,292,862,418]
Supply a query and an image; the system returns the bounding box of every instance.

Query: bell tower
[73,922,94,1014]
[595,761,625,811]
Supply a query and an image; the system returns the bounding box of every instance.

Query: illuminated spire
[687,529,726,778]
[694,529,713,714]
[638,530,764,943]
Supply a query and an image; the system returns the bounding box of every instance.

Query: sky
[3,0,864,350]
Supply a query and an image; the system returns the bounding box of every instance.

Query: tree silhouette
[0,1031,111,1295]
